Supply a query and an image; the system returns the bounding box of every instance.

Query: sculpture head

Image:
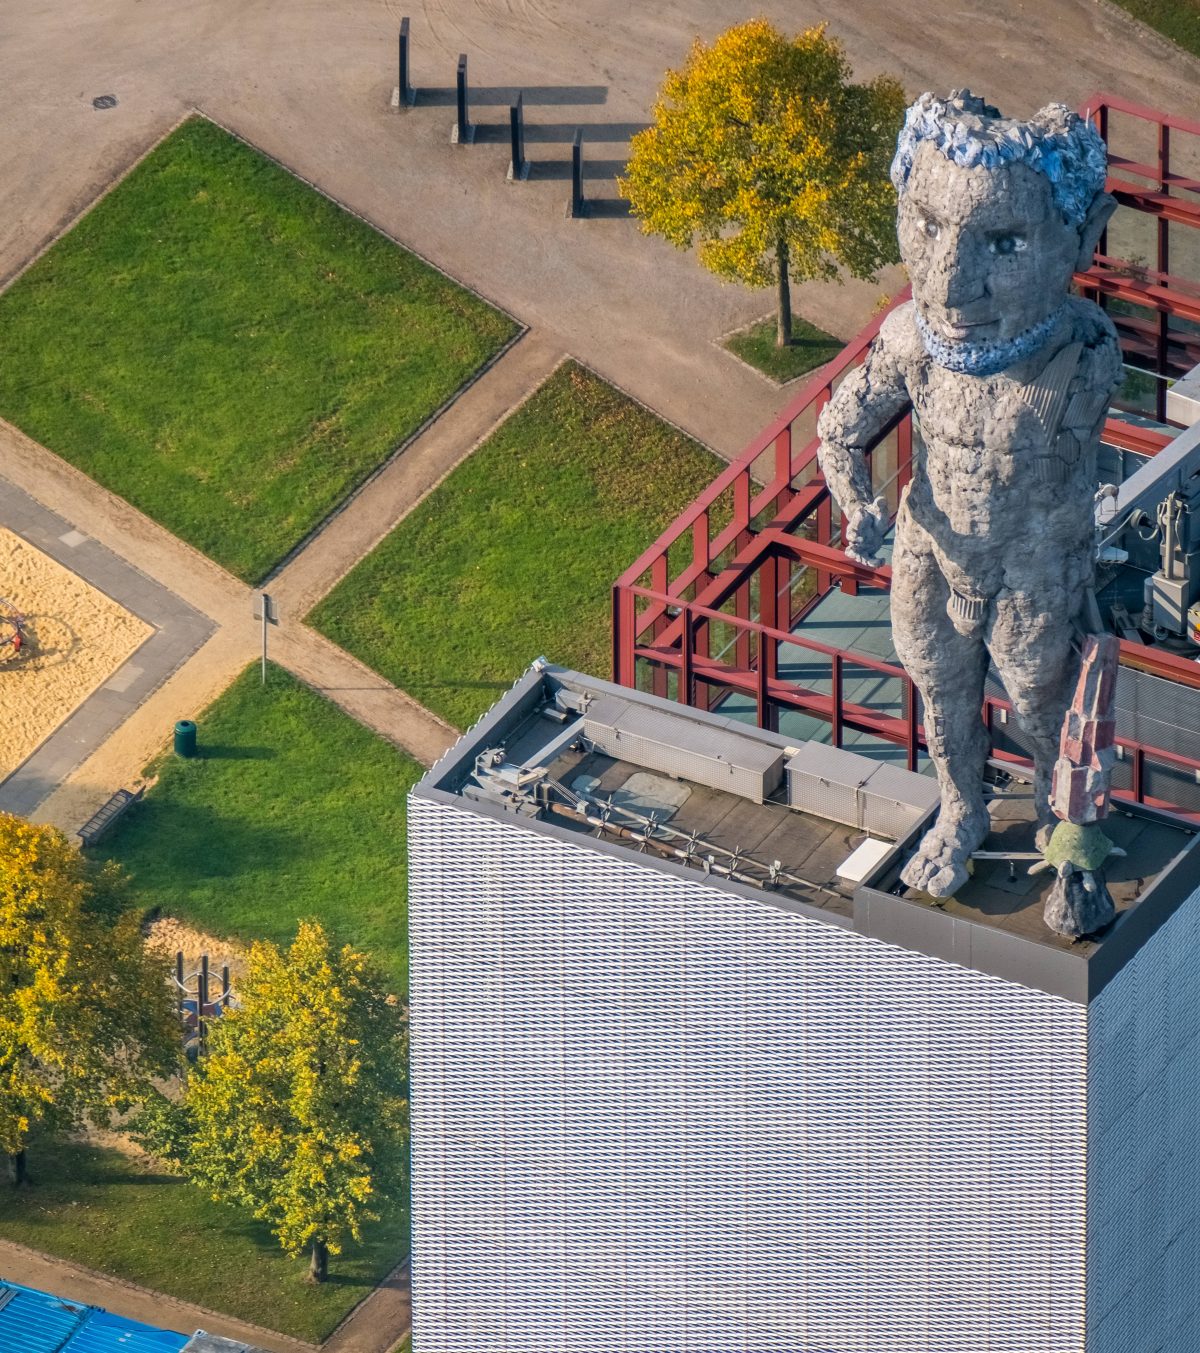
[891,91,1115,375]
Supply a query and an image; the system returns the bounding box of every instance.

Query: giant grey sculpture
[817,91,1122,898]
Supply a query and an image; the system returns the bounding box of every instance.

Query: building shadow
[584,198,634,219]
[527,158,628,182]
[417,84,608,108]
[523,122,649,143]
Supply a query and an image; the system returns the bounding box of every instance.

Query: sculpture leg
[987,590,1083,848]
[892,533,991,897]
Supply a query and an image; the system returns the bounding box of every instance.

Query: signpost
[253,592,278,685]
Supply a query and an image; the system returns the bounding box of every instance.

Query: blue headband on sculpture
[891,90,1108,228]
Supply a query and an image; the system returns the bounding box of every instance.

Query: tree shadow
[101,799,301,884]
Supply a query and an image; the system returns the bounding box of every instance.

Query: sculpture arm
[816,321,913,567]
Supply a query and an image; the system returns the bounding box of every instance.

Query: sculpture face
[898,140,1082,348]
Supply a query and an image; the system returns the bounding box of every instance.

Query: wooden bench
[78,787,144,848]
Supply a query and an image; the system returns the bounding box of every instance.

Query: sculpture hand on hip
[845,496,889,568]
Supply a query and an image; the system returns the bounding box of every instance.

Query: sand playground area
[0,528,152,779]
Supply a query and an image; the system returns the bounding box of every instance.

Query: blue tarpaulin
[0,1280,190,1352]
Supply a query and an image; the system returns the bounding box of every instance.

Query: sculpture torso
[882,298,1121,605]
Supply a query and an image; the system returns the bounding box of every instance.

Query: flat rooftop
[503,736,864,920]
[936,789,1192,956]
[418,664,1200,1003]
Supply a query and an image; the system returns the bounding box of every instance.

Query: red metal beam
[1081,265,1200,325]
[1079,90,1200,142]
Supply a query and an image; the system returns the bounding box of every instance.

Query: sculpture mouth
[931,315,1000,342]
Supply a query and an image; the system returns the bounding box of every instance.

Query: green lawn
[98,663,421,992]
[724,314,842,383]
[0,116,516,582]
[311,361,724,729]
[1109,0,1200,56]
[0,1138,407,1344]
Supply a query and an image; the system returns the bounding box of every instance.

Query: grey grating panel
[1113,666,1200,764]
[583,696,784,803]
[988,666,1200,810]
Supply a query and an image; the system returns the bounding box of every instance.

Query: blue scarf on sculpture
[914,303,1068,377]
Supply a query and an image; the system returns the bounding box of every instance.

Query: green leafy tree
[143,921,408,1282]
[0,813,178,1184]
[620,20,906,347]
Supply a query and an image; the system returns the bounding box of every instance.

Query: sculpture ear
[1076,191,1117,270]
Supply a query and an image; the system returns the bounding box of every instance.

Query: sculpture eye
[918,217,940,240]
[990,233,1026,256]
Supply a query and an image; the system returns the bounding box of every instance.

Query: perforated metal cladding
[408,794,1088,1353]
[1087,879,1200,1353]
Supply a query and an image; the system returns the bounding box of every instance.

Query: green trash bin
[174,719,197,758]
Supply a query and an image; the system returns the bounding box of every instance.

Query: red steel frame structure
[612,94,1200,817]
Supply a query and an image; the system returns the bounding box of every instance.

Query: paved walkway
[0,478,214,818]
[270,328,565,617]
[323,1262,411,1353]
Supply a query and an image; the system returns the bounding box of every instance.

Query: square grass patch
[310,361,725,729]
[724,314,842,384]
[0,1137,407,1344]
[0,116,516,582]
[97,662,421,992]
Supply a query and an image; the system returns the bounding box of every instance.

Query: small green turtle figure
[1032,821,1126,939]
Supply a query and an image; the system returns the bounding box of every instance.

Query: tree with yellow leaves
[0,813,178,1185]
[620,20,906,347]
[143,921,408,1283]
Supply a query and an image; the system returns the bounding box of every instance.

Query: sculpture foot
[901,810,990,898]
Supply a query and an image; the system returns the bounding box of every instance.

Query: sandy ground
[144,914,248,982]
[0,528,151,778]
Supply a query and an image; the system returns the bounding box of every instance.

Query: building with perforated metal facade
[407,664,1200,1353]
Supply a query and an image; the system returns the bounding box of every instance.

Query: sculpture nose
[928,227,989,311]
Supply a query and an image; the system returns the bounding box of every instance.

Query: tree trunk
[7,1151,27,1187]
[775,237,793,348]
[308,1240,329,1284]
